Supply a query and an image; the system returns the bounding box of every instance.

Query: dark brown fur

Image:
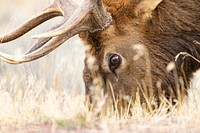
[81,0,200,104]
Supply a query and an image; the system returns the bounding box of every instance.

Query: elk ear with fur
[135,0,162,18]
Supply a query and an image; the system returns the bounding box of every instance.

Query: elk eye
[107,54,122,73]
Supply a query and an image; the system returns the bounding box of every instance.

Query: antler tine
[0,33,71,64]
[25,38,51,54]
[0,0,78,43]
[33,0,112,39]
[25,18,68,54]
[0,0,112,64]
[25,0,78,54]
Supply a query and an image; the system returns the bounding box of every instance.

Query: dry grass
[0,0,200,132]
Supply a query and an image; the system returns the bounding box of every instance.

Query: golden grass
[0,76,200,132]
[0,0,200,132]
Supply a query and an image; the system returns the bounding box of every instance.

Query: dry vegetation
[0,0,200,132]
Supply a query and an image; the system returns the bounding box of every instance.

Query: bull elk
[0,0,200,107]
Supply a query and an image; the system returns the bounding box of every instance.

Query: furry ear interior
[135,0,162,18]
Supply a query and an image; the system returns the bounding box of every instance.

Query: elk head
[0,0,200,106]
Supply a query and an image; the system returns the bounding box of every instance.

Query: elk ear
[135,0,162,18]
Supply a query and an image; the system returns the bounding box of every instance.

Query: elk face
[99,27,150,101]
[82,0,164,102]
[101,42,147,100]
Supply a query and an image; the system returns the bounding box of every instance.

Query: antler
[0,0,112,64]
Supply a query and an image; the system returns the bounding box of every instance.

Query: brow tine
[0,33,71,64]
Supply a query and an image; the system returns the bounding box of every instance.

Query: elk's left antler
[0,0,112,64]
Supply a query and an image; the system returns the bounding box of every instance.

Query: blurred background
[0,0,85,95]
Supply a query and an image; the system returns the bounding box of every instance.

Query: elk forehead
[102,0,136,22]
[100,23,146,43]
[102,0,132,7]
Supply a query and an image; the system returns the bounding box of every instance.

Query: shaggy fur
[81,0,200,104]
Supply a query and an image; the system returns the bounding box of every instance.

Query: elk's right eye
[107,54,122,73]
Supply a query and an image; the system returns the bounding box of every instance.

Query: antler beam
[0,0,112,64]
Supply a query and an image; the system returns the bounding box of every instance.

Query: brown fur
[81,0,200,104]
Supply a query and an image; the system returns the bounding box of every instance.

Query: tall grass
[0,0,200,132]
